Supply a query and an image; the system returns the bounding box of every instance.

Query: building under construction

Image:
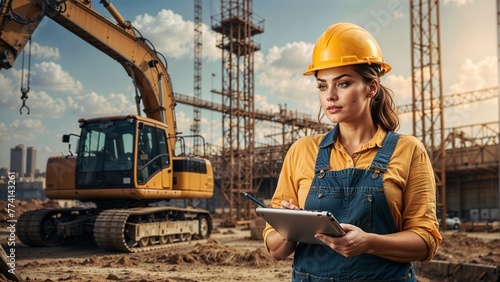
[179,0,500,226]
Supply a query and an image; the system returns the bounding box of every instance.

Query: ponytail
[354,64,399,131]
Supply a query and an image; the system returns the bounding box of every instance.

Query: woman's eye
[317,84,328,91]
[336,81,349,88]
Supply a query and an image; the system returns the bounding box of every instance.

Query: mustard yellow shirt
[262,126,442,262]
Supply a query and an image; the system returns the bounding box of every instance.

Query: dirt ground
[1,200,500,282]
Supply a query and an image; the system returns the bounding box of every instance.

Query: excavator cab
[77,117,136,188]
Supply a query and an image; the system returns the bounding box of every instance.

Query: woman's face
[316,65,375,125]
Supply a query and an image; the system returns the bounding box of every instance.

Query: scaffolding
[211,0,264,223]
[191,0,203,155]
[410,0,447,228]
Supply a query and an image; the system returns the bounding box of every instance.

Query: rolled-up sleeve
[262,136,319,251]
[385,135,442,262]
[262,140,300,251]
[402,141,442,262]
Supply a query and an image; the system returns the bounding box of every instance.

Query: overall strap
[314,125,338,174]
[370,131,400,173]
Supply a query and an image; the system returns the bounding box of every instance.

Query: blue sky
[0,0,497,172]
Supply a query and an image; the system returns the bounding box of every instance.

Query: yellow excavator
[0,0,214,252]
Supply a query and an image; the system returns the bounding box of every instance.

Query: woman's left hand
[314,223,368,258]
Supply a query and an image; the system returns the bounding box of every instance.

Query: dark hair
[354,64,399,131]
[316,64,399,132]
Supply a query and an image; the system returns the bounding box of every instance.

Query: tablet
[256,207,345,245]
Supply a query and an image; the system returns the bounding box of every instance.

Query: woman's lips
[327,105,342,114]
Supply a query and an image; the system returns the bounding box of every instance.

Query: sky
[0,0,498,173]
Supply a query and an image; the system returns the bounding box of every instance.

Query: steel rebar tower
[191,0,202,155]
[211,0,264,222]
[410,0,447,228]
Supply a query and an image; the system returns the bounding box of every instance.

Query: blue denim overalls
[292,126,416,281]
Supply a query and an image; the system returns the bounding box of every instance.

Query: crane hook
[19,88,30,115]
[19,36,32,115]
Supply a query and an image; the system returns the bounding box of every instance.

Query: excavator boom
[0,0,178,151]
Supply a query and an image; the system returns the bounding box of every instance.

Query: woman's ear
[367,79,379,98]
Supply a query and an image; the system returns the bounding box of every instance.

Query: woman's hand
[315,224,429,262]
[314,224,368,258]
[265,198,300,260]
[280,199,301,210]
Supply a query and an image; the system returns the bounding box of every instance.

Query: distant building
[0,167,7,178]
[0,178,46,201]
[26,146,37,178]
[10,144,24,178]
[35,169,45,178]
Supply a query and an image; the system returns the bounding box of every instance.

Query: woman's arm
[266,230,298,260]
[265,199,301,260]
[364,230,428,262]
[315,224,428,262]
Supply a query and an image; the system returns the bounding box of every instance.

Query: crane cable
[19,37,32,115]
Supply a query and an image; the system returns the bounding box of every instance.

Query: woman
[262,22,442,281]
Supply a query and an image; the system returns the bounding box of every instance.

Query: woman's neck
[337,123,377,156]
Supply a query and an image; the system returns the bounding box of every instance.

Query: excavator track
[18,209,93,247]
[93,206,211,253]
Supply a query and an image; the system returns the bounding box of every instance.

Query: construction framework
[191,0,203,155]
[211,0,264,222]
[410,0,447,228]
[177,0,500,223]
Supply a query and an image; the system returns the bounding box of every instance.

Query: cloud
[445,56,498,127]
[66,96,85,115]
[390,56,498,133]
[43,145,55,154]
[0,72,16,105]
[443,0,474,6]
[0,118,45,142]
[257,41,316,108]
[11,118,46,131]
[0,70,67,117]
[264,41,312,71]
[31,42,60,60]
[74,91,136,116]
[30,61,83,93]
[133,9,219,61]
[447,56,497,93]
[0,123,8,140]
[383,74,413,105]
[255,94,279,113]
[27,90,67,118]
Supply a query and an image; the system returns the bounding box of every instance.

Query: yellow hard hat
[304,22,391,76]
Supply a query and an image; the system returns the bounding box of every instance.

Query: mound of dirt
[157,238,277,267]
[435,232,500,266]
[0,199,61,221]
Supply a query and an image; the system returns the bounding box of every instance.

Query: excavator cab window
[76,119,135,188]
[156,128,169,169]
[137,124,165,184]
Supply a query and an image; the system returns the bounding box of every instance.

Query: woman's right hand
[280,199,301,210]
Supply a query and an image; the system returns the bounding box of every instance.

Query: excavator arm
[0,0,178,151]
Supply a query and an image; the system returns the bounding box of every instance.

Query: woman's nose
[326,88,338,101]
